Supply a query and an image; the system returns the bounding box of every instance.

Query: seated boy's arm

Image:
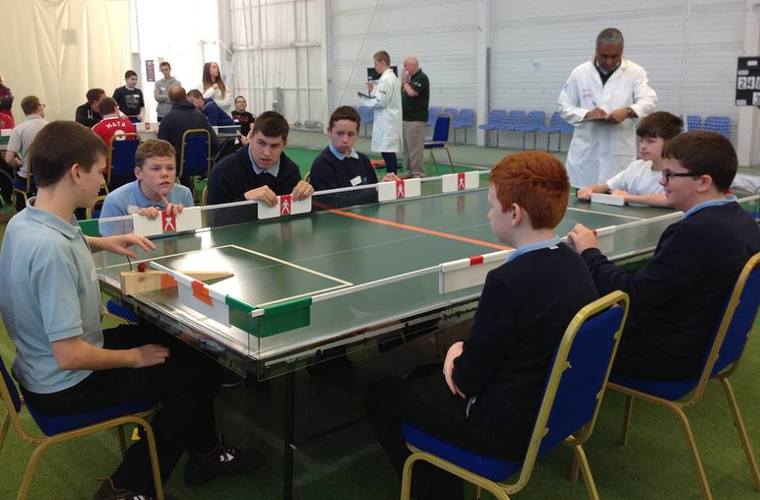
[52,337,169,370]
[452,274,520,396]
[577,183,609,200]
[86,234,155,256]
[621,192,671,207]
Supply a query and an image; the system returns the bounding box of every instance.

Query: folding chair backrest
[707,253,760,377]
[703,116,731,139]
[432,115,451,142]
[686,115,703,132]
[108,133,139,187]
[442,108,458,120]
[180,129,211,178]
[519,290,628,481]
[526,111,546,125]
[456,108,475,126]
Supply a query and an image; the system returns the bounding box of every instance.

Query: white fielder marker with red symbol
[442,172,479,193]
[438,250,512,294]
[258,194,312,219]
[132,206,203,237]
[377,178,421,202]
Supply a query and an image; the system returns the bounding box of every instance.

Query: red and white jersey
[92,116,136,147]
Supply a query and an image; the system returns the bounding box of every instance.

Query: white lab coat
[363,68,402,153]
[558,59,657,187]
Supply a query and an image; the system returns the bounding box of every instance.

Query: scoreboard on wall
[736,57,760,106]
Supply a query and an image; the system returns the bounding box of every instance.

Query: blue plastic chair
[400,290,630,500]
[479,110,508,147]
[686,115,703,132]
[452,108,475,144]
[427,107,444,128]
[424,115,455,174]
[107,133,139,190]
[179,128,212,179]
[607,252,760,499]
[498,111,528,149]
[357,106,374,137]
[0,355,163,499]
[702,116,731,139]
[524,111,547,150]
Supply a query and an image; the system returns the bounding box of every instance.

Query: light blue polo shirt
[98,180,194,236]
[0,203,103,394]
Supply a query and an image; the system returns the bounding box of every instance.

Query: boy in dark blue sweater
[367,152,599,500]
[310,105,398,208]
[569,131,760,380]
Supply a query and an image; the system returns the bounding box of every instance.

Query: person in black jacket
[207,111,312,225]
[74,88,105,128]
[366,152,599,500]
[310,106,398,208]
[568,131,760,380]
[112,70,145,123]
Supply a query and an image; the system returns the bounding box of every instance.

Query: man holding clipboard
[358,50,402,174]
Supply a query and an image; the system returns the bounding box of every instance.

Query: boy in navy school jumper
[569,131,760,380]
[309,105,399,208]
[207,110,313,224]
[0,121,259,500]
[366,152,599,500]
[99,139,193,236]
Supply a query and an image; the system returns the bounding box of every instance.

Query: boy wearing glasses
[576,111,681,207]
[568,131,760,380]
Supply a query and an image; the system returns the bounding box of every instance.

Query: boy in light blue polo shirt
[99,139,193,236]
[0,121,257,499]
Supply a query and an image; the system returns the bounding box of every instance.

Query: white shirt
[362,68,402,153]
[606,159,664,195]
[558,58,657,187]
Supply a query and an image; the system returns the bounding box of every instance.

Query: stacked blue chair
[0,355,164,499]
[442,108,458,122]
[452,108,475,144]
[400,290,630,500]
[525,111,547,150]
[500,111,529,149]
[357,106,373,137]
[540,112,564,151]
[607,252,760,499]
[686,115,703,132]
[479,110,508,147]
[703,116,731,139]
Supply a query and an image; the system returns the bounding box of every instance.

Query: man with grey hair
[559,27,657,187]
[401,56,430,177]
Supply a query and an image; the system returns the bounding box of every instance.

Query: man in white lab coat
[363,50,403,174]
[558,28,657,187]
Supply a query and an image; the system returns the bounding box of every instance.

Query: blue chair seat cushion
[28,399,155,436]
[609,373,698,400]
[402,423,521,482]
[424,142,446,148]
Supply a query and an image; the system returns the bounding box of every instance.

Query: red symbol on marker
[161,211,176,232]
[395,179,406,199]
[457,172,466,190]
[280,195,292,215]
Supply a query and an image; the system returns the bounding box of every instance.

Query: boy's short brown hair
[489,152,569,230]
[636,111,683,140]
[373,50,390,66]
[21,95,41,115]
[98,97,118,116]
[662,131,737,192]
[135,139,176,169]
[328,106,361,130]
[30,121,107,187]
[252,111,289,141]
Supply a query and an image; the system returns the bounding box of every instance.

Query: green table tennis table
[92,174,758,499]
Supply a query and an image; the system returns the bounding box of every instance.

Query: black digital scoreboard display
[736,57,760,106]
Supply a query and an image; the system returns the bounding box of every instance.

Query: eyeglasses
[661,169,705,182]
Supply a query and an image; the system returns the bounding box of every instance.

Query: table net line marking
[327,209,511,251]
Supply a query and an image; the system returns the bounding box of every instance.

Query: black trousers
[366,368,512,500]
[381,152,399,174]
[22,323,223,494]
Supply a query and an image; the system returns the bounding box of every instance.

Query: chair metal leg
[720,377,760,490]
[570,453,580,483]
[572,445,600,500]
[17,439,53,500]
[671,404,713,500]
[429,150,439,175]
[117,425,128,457]
[0,414,9,455]
[141,422,165,500]
[444,147,455,173]
[621,395,634,445]
[474,486,483,499]
[400,453,417,500]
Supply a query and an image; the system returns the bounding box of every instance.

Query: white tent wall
[226,0,759,165]
[0,0,130,122]
[228,0,324,126]
[133,0,221,122]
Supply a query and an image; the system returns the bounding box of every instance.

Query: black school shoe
[183,443,263,486]
[92,478,179,500]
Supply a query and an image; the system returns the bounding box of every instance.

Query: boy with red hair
[367,152,598,500]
